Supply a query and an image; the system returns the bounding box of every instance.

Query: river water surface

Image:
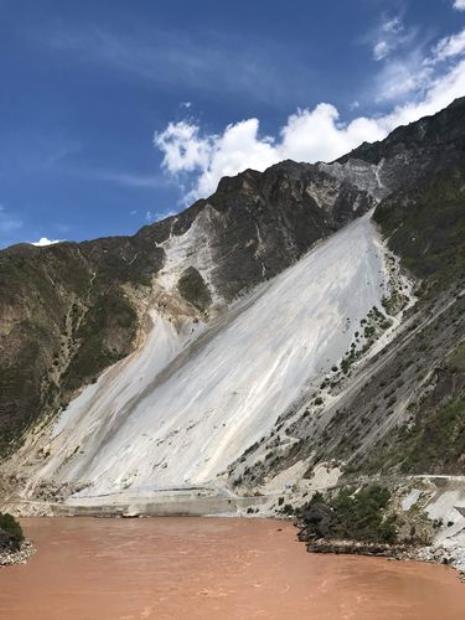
[1,517,465,619]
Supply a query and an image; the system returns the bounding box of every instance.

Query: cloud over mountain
[155,29,465,201]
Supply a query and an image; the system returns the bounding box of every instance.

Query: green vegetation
[301,484,398,544]
[63,291,137,391]
[381,291,407,316]
[0,229,166,460]
[374,169,465,290]
[448,342,465,372]
[399,393,465,474]
[339,307,393,376]
[354,389,465,476]
[177,266,212,312]
[0,513,24,550]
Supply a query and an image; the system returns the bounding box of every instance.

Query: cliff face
[0,98,464,515]
[336,96,465,192]
[230,99,465,488]
[0,157,376,458]
[0,234,164,456]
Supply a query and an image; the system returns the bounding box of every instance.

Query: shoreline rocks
[305,538,410,559]
[303,536,465,581]
[0,540,35,567]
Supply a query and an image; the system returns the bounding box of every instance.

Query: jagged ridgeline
[0,97,464,511]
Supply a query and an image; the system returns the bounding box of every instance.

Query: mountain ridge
[0,98,464,531]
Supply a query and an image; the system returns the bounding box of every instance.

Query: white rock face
[32,213,391,506]
[320,159,388,201]
[156,205,222,304]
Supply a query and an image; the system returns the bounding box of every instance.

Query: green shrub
[301,484,397,544]
[0,513,24,549]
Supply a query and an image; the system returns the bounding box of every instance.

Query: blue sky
[1,0,465,247]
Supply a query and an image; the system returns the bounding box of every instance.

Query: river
[0,517,464,619]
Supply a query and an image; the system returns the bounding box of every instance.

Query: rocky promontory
[0,513,34,567]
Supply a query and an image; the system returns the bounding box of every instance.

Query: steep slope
[0,236,164,458]
[1,97,465,518]
[20,213,394,509]
[334,96,465,194]
[0,161,375,459]
[230,103,465,492]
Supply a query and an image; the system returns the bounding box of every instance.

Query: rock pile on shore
[0,539,35,566]
[305,538,410,558]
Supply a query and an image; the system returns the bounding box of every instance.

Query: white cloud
[92,170,168,189]
[381,58,465,127]
[453,0,465,10]
[374,54,432,102]
[155,118,281,201]
[154,107,385,201]
[31,237,63,247]
[154,29,465,203]
[373,29,465,104]
[434,29,465,62]
[279,105,385,164]
[374,40,390,61]
[383,17,403,35]
[372,16,407,62]
[154,121,212,176]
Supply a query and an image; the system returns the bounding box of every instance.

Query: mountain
[0,156,377,457]
[0,98,464,523]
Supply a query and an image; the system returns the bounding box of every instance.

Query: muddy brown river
[1,517,464,619]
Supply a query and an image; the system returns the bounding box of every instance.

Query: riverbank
[0,540,35,566]
[300,536,465,580]
[2,511,464,584]
[3,474,465,580]
[304,538,411,558]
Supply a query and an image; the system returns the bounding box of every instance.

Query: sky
[1,0,465,247]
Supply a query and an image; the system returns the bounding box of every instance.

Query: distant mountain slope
[0,97,464,515]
